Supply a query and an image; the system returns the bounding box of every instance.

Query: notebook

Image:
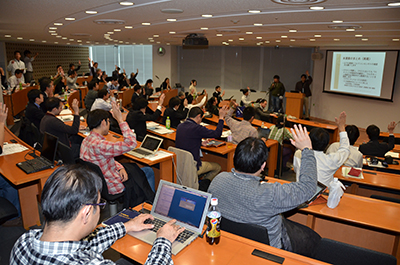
[128,180,212,255]
[17,132,58,174]
[128,134,163,158]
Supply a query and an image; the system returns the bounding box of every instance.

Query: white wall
[311,47,400,132]
[152,45,178,88]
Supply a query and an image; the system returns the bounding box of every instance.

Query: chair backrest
[220,217,270,245]
[370,195,400,204]
[18,116,42,148]
[314,238,397,265]
[167,146,199,190]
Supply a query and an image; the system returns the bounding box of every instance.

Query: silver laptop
[128,134,163,158]
[128,180,212,255]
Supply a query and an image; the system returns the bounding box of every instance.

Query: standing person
[67,61,81,76]
[129,69,140,88]
[53,65,66,95]
[295,71,313,120]
[88,57,98,77]
[7,51,26,76]
[23,50,39,83]
[268,75,285,113]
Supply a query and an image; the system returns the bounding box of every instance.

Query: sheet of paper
[221,130,232,138]
[57,115,74,122]
[200,122,209,127]
[144,150,173,161]
[151,127,174,134]
[0,143,29,156]
[341,166,364,179]
[385,151,399,158]
[146,122,160,129]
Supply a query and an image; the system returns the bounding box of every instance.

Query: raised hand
[290,124,312,150]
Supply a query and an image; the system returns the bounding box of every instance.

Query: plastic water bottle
[165,116,171,129]
[327,178,346,209]
[206,198,221,245]
[19,82,23,90]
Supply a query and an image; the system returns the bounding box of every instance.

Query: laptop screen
[154,182,209,229]
[141,135,162,151]
[41,133,59,163]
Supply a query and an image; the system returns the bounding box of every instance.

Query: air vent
[216,29,240,33]
[272,0,326,4]
[161,8,184,14]
[71,33,92,37]
[328,25,362,30]
[94,19,125,25]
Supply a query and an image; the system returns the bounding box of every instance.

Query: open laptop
[17,132,58,174]
[56,141,75,165]
[127,134,163,158]
[128,180,212,255]
[297,181,328,208]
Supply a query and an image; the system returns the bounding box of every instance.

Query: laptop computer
[56,141,75,165]
[17,132,58,174]
[297,181,328,208]
[128,180,212,255]
[128,134,163,158]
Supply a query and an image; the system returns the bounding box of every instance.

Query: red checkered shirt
[80,122,136,194]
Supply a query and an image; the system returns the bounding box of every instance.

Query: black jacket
[295,76,313,97]
[162,107,188,129]
[255,107,272,122]
[25,102,45,129]
[126,109,161,141]
[359,136,395,157]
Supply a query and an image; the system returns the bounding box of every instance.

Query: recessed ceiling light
[54,23,63,26]
[228,39,233,42]
[216,34,223,36]
[289,29,297,33]
[114,40,118,42]
[169,31,176,34]
[17,37,23,40]
[276,40,281,42]
[166,43,170,45]
[202,14,213,17]
[310,38,316,41]
[346,28,355,31]
[54,42,58,44]
[314,34,321,37]
[62,37,67,39]
[157,41,160,44]
[148,37,153,40]
[5,35,11,37]
[246,32,253,34]
[334,38,340,41]
[355,34,363,37]
[265,40,270,43]
[388,2,400,6]
[29,39,35,41]
[42,40,47,43]
[153,34,159,37]
[85,11,98,14]
[119,41,124,43]
[149,40,155,42]
[281,35,288,38]
[332,20,343,23]
[142,22,151,25]
[257,43,262,45]
[361,38,368,41]
[310,6,324,10]
[248,10,261,13]
[69,38,74,41]
[256,36,262,39]
[239,38,244,40]
[125,26,133,29]
[65,17,75,21]
[108,32,114,34]
[254,23,263,26]
[201,27,208,30]
[114,29,121,31]
[120,1,134,5]
[167,18,177,22]
[125,42,129,44]
[51,33,57,36]
[290,39,295,42]
[56,36,62,38]
[86,41,91,43]
[49,30,56,33]
[393,38,400,41]
[77,40,82,42]
[49,27,57,30]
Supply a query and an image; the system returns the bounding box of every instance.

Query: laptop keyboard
[133,149,153,156]
[144,218,194,243]
[17,157,52,174]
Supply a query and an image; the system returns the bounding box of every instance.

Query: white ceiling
[1,0,400,47]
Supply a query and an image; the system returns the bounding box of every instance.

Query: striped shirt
[268,125,292,145]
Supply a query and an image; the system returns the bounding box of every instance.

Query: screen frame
[322,49,399,102]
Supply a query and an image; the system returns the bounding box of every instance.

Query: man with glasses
[10,165,184,265]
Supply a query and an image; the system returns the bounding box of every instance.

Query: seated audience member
[327,125,363,168]
[359,122,397,157]
[118,69,129,88]
[240,87,253,106]
[39,77,54,112]
[213,85,225,105]
[160,77,172,91]
[8,69,28,89]
[293,111,349,187]
[225,102,257,144]
[53,65,66,95]
[176,106,229,182]
[129,69,140,88]
[187,92,207,110]
[0,103,22,225]
[254,99,272,122]
[40,97,80,147]
[189,79,197,96]
[131,85,144,107]
[10,165,183,265]
[106,77,120,91]
[67,61,81,76]
[176,91,186,111]
[144,79,154,96]
[25,89,45,129]
[0,67,7,89]
[205,97,219,116]
[208,130,321,256]
[66,70,78,90]
[84,80,99,111]
[126,94,165,141]
[81,103,156,200]
[268,115,293,171]
[91,88,112,111]
[162,97,189,128]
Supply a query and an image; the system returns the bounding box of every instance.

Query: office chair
[220,217,270,245]
[168,146,199,190]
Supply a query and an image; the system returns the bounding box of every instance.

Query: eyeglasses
[85,198,107,209]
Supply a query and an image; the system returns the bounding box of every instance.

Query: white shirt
[241,93,252,106]
[106,82,120,91]
[187,95,207,110]
[90,98,112,111]
[294,131,350,187]
[23,57,35,72]
[8,75,25,89]
[326,143,363,168]
[7,59,26,75]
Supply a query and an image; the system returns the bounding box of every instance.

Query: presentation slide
[323,50,398,101]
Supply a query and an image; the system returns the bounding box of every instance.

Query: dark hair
[15,69,23,75]
[191,79,196,85]
[46,97,62,111]
[28,89,42,104]
[240,88,249,95]
[215,86,220,90]
[40,77,52,92]
[164,77,169,83]
[135,97,148,110]
[206,97,217,111]
[169,96,181,108]
[187,94,194,104]
[258,99,267,104]
[145,79,153,87]
[97,88,109,99]
[88,80,98,90]
[243,106,255,121]
[134,85,141,92]
[24,50,31,56]
[93,62,98,66]
[56,65,62,70]
[301,74,307,79]
[69,63,74,68]
[366,124,380,141]
[87,109,110,130]
[273,75,280,80]
[345,125,360,145]
[276,115,285,129]
[178,91,185,98]
[69,70,77,77]
[41,165,102,223]
[234,137,268,174]
[14,50,21,56]
[111,77,118,82]
[309,128,330,151]
[188,107,204,119]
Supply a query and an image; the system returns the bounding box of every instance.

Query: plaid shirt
[225,108,258,144]
[10,222,174,265]
[268,125,292,145]
[80,122,136,194]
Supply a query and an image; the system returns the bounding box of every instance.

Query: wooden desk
[3,85,39,125]
[363,157,400,174]
[1,127,56,229]
[76,76,92,86]
[379,132,400,145]
[161,89,178,107]
[78,86,88,109]
[111,204,329,265]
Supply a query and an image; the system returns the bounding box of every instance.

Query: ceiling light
[157,41,160,44]
[246,32,253,34]
[248,10,261,13]
[201,27,208,30]
[228,39,233,42]
[289,29,297,33]
[17,37,23,40]
[310,6,324,10]
[202,14,212,17]
[51,33,57,36]
[153,34,159,37]
[120,1,134,5]
[169,31,176,34]
[66,42,70,45]
[54,23,63,26]
[314,34,321,37]
[119,41,124,43]
[65,17,75,21]
[42,40,47,43]
[85,11,98,14]
[54,42,58,44]
[281,35,288,38]
[334,38,340,41]
[310,38,316,41]
[265,40,270,43]
[393,38,400,41]
[86,41,91,43]
[239,38,244,40]
[56,36,62,38]
[361,38,368,41]
[257,43,262,45]
[77,40,82,42]
[216,34,223,36]
[388,2,400,6]
[62,37,67,39]
[167,18,176,22]
[254,23,263,26]
[256,36,262,39]
[125,26,133,29]
[276,40,281,42]
[332,20,343,23]
[346,28,355,31]
[49,30,56,33]
[114,40,118,42]
[355,34,363,37]
[125,42,129,44]
[148,37,153,40]
[114,29,121,31]
[108,32,114,34]
[149,40,154,42]
[49,27,57,30]
[142,22,151,25]
[69,38,74,41]
[5,35,11,37]
[290,39,295,42]
[29,39,35,41]
[166,43,170,45]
